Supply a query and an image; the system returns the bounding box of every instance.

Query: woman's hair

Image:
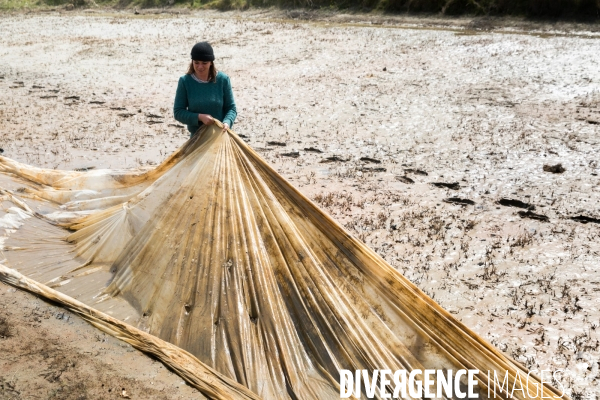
[187,61,218,83]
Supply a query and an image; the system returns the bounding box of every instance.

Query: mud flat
[0,281,207,399]
[0,11,599,398]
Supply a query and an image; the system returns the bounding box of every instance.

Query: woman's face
[193,60,211,77]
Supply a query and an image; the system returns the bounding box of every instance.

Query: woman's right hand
[198,114,214,125]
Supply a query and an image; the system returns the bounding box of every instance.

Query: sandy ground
[0,282,207,399]
[1,10,600,399]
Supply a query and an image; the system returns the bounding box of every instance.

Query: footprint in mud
[168,124,185,129]
[396,176,414,184]
[0,316,13,338]
[518,210,549,222]
[360,167,386,172]
[110,107,126,111]
[320,156,349,163]
[570,215,600,224]
[89,101,105,105]
[444,197,475,206]
[64,96,80,101]
[543,163,566,173]
[304,147,323,153]
[281,151,300,158]
[236,133,249,139]
[431,182,460,190]
[360,157,381,164]
[498,198,535,210]
[267,141,287,147]
[404,168,428,176]
[146,114,164,125]
[118,113,136,118]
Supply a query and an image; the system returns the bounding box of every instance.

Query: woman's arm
[222,75,237,129]
[173,77,199,127]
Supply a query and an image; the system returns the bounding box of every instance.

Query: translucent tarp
[0,124,565,400]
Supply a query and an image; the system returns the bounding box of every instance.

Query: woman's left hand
[222,123,230,132]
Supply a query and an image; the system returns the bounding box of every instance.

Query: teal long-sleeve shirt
[173,71,237,135]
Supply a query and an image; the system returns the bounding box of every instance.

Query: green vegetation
[251,0,600,19]
[1,0,598,21]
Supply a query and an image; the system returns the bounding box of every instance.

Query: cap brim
[191,56,215,61]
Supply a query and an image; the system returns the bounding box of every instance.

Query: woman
[173,42,237,136]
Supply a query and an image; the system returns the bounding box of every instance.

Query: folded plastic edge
[0,263,262,400]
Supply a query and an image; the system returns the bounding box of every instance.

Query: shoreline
[1,7,599,37]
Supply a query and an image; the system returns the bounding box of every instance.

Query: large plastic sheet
[0,124,566,400]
